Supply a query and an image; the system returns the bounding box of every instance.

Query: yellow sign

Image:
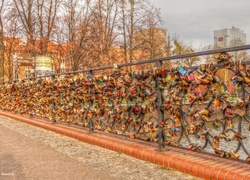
[36,57,52,68]
[35,56,52,71]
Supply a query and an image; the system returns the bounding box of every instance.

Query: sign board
[35,56,52,71]
[35,56,53,76]
[218,37,223,41]
[16,58,33,67]
[17,59,33,63]
[18,62,33,66]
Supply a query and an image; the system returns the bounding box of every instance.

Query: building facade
[214,26,246,48]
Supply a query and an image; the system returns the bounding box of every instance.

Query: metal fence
[0,45,250,163]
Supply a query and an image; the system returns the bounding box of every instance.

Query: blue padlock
[177,66,187,76]
[233,79,237,85]
[171,127,180,132]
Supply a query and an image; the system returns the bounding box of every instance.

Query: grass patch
[118,150,123,155]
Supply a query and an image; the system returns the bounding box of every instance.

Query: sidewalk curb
[1,111,250,180]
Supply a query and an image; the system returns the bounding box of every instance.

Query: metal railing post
[87,70,94,133]
[156,60,166,151]
[51,75,56,124]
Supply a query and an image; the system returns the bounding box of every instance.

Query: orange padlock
[175,117,180,123]
[214,98,220,107]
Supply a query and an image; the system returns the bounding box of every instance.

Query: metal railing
[0,45,250,163]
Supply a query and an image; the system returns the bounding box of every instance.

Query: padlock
[177,66,187,76]
[234,108,245,117]
[180,75,186,80]
[166,73,172,81]
[225,108,234,117]
[246,157,250,164]
[230,150,240,159]
[175,117,180,123]
[213,76,220,83]
[200,64,206,71]
[213,120,220,127]
[223,152,230,158]
[228,119,235,129]
[240,71,247,77]
[161,68,167,77]
[193,89,199,96]
[113,63,119,71]
[233,79,238,85]
[187,74,195,81]
[212,137,219,149]
[214,98,220,107]
[155,68,162,76]
[219,151,226,158]
[201,133,206,140]
[199,108,209,116]
[188,143,194,150]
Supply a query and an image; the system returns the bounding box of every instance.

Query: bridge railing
[0,45,250,163]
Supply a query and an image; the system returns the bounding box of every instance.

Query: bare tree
[36,0,61,55]
[118,0,152,67]
[171,35,199,67]
[230,38,248,62]
[12,0,37,55]
[62,0,93,71]
[89,0,119,66]
[3,8,21,80]
[135,5,165,59]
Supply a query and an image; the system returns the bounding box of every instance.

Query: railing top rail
[2,44,250,83]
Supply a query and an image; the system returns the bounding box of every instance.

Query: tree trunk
[0,11,4,82]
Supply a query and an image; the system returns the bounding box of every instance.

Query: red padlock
[133,106,141,113]
[84,82,91,86]
[161,68,167,77]
[187,74,195,81]
[165,100,171,104]
[188,144,193,150]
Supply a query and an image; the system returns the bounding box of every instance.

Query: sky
[150,0,250,49]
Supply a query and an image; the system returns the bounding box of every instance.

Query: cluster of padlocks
[0,52,249,163]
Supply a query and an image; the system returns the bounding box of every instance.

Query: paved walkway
[0,124,115,180]
[0,111,250,180]
[0,115,201,180]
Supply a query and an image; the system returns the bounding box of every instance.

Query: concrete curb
[1,111,250,180]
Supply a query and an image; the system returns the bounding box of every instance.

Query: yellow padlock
[229,120,235,129]
[212,136,219,149]
[175,117,180,123]
[166,74,172,81]
[230,151,240,159]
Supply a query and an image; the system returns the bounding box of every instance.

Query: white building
[214,26,246,48]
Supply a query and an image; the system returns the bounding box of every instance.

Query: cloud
[150,0,250,49]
